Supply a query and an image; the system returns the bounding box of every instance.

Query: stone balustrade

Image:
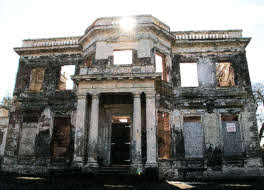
[79,65,156,76]
[22,37,81,48]
[172,30,242,40]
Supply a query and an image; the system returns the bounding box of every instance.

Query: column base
[145,162,158,168]
[72,156,84,168]
[82,162,99,174]
[130,163,143,175]
[72,161,84,169]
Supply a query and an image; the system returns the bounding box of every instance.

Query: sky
[0,0,264,100]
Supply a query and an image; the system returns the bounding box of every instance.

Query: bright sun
[119,17,136,32]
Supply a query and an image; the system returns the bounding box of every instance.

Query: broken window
[58,65,75,90]
[155,53,167,81]
[51,117,72,159]
[183,116,203,158]
[180,63,199,87]
[29,68,45,91]
[113,50,132,65]
[158,112,170,159]
[216,62,235,87]
[221,115,242,157]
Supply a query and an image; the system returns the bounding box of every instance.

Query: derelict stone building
[2,15,263,179]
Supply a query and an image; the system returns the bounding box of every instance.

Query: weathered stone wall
[5,15,262,179]
[2,52,80,173]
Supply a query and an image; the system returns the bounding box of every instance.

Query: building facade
[2,15,263,179]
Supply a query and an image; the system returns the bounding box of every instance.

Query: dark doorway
[51,117,73,160]
[111,122,130,165]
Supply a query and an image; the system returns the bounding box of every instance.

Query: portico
[71,77,159,173]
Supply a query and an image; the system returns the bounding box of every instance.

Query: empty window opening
[158,112,170,159]
[180,63,199,87]
[216,62,235,87]
[58,65,75,90]
[29,68,45,91]
[113,50,132,65]
[155,53,167,81]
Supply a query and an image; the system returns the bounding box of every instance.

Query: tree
[252,82,264,141]
[0,94,12,110]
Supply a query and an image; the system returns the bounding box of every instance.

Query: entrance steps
[98,165,130,175]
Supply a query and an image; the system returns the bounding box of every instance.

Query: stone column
[86,93,100,168]
[72,93,87,168]
[131,92,143,174]
[145,92,158,168]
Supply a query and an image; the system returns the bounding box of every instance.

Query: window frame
[155,51,167,81]
[58,65,75,91]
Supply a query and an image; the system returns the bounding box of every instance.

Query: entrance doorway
[111,117,130,165]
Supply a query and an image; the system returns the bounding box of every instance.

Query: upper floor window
[84,53,95,67]
[216,62,235,87]
[180,63,198,87]
[113,50,132,65]
[58,65,75,90]
[29,68,45,91]
[155,53,167,81]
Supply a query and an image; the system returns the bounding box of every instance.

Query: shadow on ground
[0,174,263,190]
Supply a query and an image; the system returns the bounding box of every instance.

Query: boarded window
[155,53,167,81]
[29,68,45,91]
[180,63,199,87]
[51,117,72,159]
[113,50,132,65]
[221,115,242,157]
[216,62,235,87]
[158,112,170,159]
[183,116,203,158]
[58,65,75,90]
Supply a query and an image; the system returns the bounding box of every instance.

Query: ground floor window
[221,114,242,157]
[183,116,203,158]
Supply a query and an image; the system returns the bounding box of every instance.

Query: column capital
[91,92,100,100]
[132,91,142,98]
[76,93,87,100]
[145,92,156,99]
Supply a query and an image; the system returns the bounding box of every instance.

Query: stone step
[98,165,130,175]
